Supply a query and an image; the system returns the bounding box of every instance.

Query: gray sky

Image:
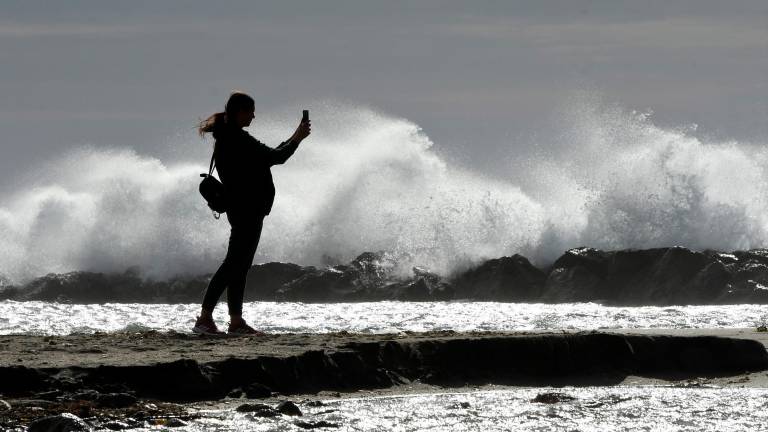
[1,0,766,182]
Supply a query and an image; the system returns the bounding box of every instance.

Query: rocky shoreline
[0,329,767,429]
[3,247,768,305]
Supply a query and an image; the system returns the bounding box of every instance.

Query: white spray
[1,98,766,284]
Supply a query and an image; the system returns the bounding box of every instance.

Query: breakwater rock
[3,247,768,305]
[0,331,766,402]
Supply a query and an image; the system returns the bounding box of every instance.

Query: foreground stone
[0,331,765,404]
[294,419,340,429]
[532,392,576,404]
[27,413,91,432]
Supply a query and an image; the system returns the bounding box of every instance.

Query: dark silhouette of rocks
[244,262,315,300]
[27,412,91,432]
[0,268,209,304]
[1,332,765,403]
[543,247,768,305]
[3,247,768,305]
[452,255,546,300]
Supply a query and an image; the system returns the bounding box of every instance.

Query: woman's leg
[200,259,231,315]
[200,211,252,313]
[226,217,264,319]
[195,241,235,333]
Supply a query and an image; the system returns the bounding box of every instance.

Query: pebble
[277,400,303,416]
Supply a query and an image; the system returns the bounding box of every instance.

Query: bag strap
[208,147,221,220]
[207,147,216,176]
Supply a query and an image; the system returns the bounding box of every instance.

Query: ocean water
[176,387,768,431]
[2,97,768,284]
[1,301,766,336]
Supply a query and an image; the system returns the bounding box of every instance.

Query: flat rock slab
[1,329,766,369]
[0,329,766,401]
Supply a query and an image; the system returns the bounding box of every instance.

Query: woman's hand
[291,120,311,143]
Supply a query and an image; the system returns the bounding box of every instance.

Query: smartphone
[302,110,309,123]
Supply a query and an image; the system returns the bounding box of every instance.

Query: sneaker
[227,320,266,336]
[192,316,225,335]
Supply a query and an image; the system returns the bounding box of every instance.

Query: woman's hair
[198,91,255,136]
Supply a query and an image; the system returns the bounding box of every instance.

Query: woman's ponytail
[198,112,226,137]
[198,91,255,137]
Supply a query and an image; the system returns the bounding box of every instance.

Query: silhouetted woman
[194,91,310,335]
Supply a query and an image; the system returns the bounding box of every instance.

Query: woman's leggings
[202,212,264,316]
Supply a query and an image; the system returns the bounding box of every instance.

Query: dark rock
[532,392,576,404]
[645,248,725,303]
[3,332,767,404]
[452,255,546,300]
[348,251,399,288]
[245,262,315,300]
[95,392,137,408]
[276,400,303,416]
[242,382,273,399]
[34,389,64,400]
[277,252,402,302]
[7,399,56,408]
[8,246,768,304]
[72,390,100,401]
[391,267,454,301]
[543,247,743,305]
[163,418,187,427]
[90,358,219,401]
[236,402,270,412]
[101,421,130,431]
[0,284,20,301]
[11,269,210,303]
[50,372,84,392]
[0,365,45,394]
[294,420,340,429]
[28,413,91,432]
[227,388,244,398]
[582,394,632,408]
[734,249,768,266]
[393,278,431,301]
[237,403,280,417]
[278,268,358,302]
[717,283,768,304]
[20,270,144,303]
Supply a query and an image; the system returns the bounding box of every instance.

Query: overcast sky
[1,0,766,181]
